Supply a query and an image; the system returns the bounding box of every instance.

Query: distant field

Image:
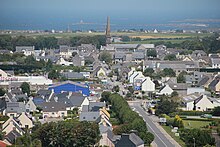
[6,31,212,39]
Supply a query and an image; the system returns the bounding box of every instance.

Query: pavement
[129,102,181,147]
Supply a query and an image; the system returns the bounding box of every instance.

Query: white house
[40,102,67,118]
[0,69,8,77]
[157,85,173,95]
[56,57,73,66]
[2,117,24,135]
[211,58,220,68]
[129,71,144,84]
[141,77,155,92]
[182,94,214,111]
[25,97,37,112]
[17,112,33,129]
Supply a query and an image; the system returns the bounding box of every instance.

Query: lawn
[162,125,186,147]
[183,120,211,129]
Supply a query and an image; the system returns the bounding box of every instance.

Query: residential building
[5,102,26,117]
[141,77,155,92]
[157,85,173,95]
[115,133,144,147]
[182,94,214,111]
[15,46,35,56]
[40,102,67,118]
[17,112,33,129]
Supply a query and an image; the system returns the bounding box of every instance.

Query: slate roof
[33,97,46,106]
[40,102,66,112]
[6,102,26,114]
[89,102,105,111]
[16,46,34,52]
[132,52,145,60]
[5,130,22,144]
[211,58,220,65]
[51,92,86,108]
[198,75,210,86]
[61,72,84,79]
[115,133,144,147]
[209,79,220,87]
[0,98,6,113]
[79,111,100,122]
[36,89,53,100]
[182,93,202,102]
[114,52,126,59]
[69,93,86,107]
[169,83,187,90]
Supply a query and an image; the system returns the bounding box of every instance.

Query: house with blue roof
[48,81,90,96]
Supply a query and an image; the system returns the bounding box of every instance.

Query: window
[93,117,96,119]
[198,107,200,109]
[83,117,85,119]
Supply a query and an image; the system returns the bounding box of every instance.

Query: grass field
[7,31,212,39]
[162,126,186,147]
[183,120,211,129]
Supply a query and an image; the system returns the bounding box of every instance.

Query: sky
[0,0,220,30]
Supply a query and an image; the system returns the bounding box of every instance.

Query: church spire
[106,16,111,44]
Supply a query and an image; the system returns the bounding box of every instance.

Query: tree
[164,54,177,61]
[112,85,120,93]
[20,82,30,96]
[177,71,187,83]
[173,115,184,128]
[32,121,100,147]
[121,36,130,42]
[171,91,179,97]
[180,129,215,147]
[212,106,220,116]
[147,49,157,58]
[143,68,154,77]
[48,70,60,80]
[0,88,5,96]
[161,68,176,77]
[99,51,112,64]
[155,99,178,115]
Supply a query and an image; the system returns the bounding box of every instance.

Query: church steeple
[106,16,111,44]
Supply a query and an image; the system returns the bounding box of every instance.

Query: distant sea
[0,18,220,31]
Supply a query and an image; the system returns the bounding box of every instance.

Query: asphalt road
[131,103,176,147]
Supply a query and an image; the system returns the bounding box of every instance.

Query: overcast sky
[0,0,220,29]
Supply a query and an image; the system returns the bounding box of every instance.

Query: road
[129,102,177,147]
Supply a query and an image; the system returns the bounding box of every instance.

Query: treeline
[15,121,100,147]
[101,92,154,145]
[154,33,220,53]
[0,35,106,51]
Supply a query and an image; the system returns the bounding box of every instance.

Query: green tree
[48,70,60,80]
[177,71,187,83]
[161,68,176,77]
[0,88,6,96]
[121,36,130,42]
[99,51,112,64]
[180,129,215,147]
[164,54,177,61]
[32,121,100,147]
[212,106,220,116]
[143,68,154,77]
[112,85,120,93]
[155,99,178,115]
[147,49,157,58]
[20,82,30,96]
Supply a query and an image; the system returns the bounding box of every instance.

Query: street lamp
[193,137,195,147]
